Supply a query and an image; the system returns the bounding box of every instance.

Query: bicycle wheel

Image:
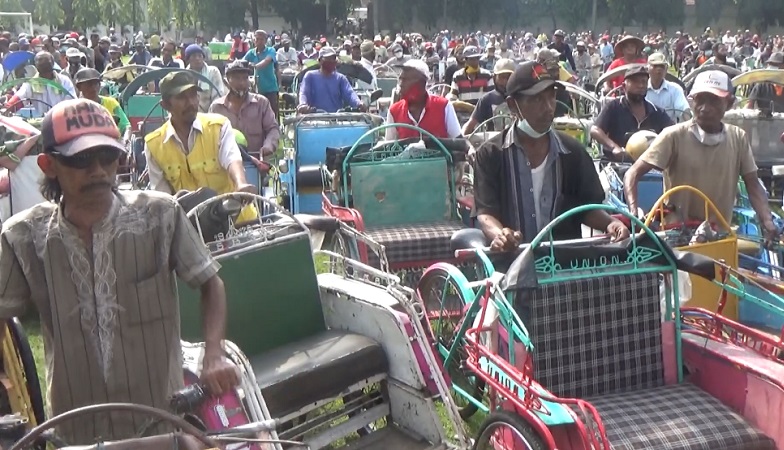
[473,410,546,450]
[7,318,45,426]
[417,266,484,419]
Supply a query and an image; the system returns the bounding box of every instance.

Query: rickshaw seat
[295,214,341,232]
[367,221,465,265]
[250,329,387,417]
[296,164,329,189]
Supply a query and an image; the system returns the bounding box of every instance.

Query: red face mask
[321,60,337,73]
[402,83,426,102]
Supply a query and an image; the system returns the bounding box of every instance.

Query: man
[91,35,108,73]
[605,35,647,90]
[73,68,131,139]
[443,45,465,95]
[624,70,776,240]
[473,61,629,250]
[357,40,378,91]
[386,43,410,67]
[297,47,364,114]
[195,33,212,61]
[591,66,673,162]
[276,36,298,67]
[572,41,592,83]
[298,37,318,67]
[0,98,238,444]
[462,58,515,135]
[646,52,691,122]
[536,49,573,118]
[149,33,161,57]
[244,30,279,118]
[711,42,736,68]
[599,35,614,69]
[210,60,279,160]
[749,52,784,114]
[65,47,86,80]
[184,44,226,112]
[4,52,76,117]
[385,59,461,140]
[449,45,494,105]
[588,44,603,84]
[104,44,124,71]
[150,40,184,68]
[144,71,257,224]
[548,29,576,71]
[480,43,498,71]
[129,39,152,66]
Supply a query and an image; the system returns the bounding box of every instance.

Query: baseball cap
[463,45,480,59]
[690,70,731,98]
[493,58,516,75]
[65,47,83,58]
[360,40,374,53]
[159,71,203,98]
[624,65,649,80]
[648,52,668,66]
[506,61,562,97]
[402,59,430,79]
[74,68,101,84]
[319,46,337,58]
[41,99,124,157]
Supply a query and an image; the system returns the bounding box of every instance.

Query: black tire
[473,410,547,450]
[417,268,484,419]
[7,318,46,426]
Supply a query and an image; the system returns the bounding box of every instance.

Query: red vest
[389,95,449,139]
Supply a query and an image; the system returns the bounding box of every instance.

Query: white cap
[65,47,83,58]
[403,59,430,79]
[319,46,337,58]
[690,70,731,97]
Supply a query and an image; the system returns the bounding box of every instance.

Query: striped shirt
[450,67,494,104]
[0,190,220,444]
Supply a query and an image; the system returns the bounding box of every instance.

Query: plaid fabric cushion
[516,273,664,398]
[587,383,775,450]
[366,221,465,265]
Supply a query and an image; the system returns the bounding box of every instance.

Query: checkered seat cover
[366,221,465,265]
[515,273,775,450]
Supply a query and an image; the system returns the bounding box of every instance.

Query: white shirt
[188,64,227,112]
[276,47,298,64]
[144,116,242,194]
[358,57,378,90]
[531,154,549,231]
[14,73,77,117]
[383,99,461,140]
[646,78,690,122]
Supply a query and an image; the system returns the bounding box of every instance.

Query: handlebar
[453,234,613,259]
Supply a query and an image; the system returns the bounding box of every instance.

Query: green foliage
[735,0,784,32]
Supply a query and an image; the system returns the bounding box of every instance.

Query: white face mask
[304,43,312,51]
[515,103,551,138]
[689,121,725,146]
[395,51,403,58]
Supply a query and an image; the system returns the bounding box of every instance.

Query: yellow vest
[145,114,256,223]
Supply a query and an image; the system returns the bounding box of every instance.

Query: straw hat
[614,35,645,57]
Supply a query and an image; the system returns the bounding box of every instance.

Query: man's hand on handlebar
[297,104,316,114]
[235,183,257,194]
[490,227,522,252]
[606,219,630,242]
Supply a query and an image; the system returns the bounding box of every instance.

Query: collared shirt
[0,190,220,444]
[244,46,278,93]
[14,73,77,116]
[646,78,690,122]
[210,93,280,158]
[144,115,243,193]
[298,70,361,113]
[594,96,674,159]
[188,64,227,112]
[276,47,298,65]
[450,67,495,104]
[148,57,184,69]
[472,126,605,242]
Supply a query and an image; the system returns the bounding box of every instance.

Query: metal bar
[302,403,390,450]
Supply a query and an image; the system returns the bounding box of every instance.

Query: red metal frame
[462,284,612,450]
[682,307,784,360]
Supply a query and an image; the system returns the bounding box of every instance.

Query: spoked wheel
[417,267,484,419]
[473,410,546,450]
[6,318,45,426]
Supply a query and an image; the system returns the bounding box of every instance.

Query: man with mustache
[144,71,257,221]
[0,98,238,444]
[590,65,673,162]
[4,52,76,117]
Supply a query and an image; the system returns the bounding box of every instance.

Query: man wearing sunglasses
[144,71,257,222]
[0,98,238,444]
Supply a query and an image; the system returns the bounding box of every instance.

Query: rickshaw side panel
[295,123,371,167]
[127,95,165,129]
[682,333,784,448]
[178,237,326,357]
[351,158,451,228]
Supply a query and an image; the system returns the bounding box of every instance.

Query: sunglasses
[51,147,122,169]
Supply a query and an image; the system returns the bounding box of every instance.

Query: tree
[72,0,102,30]
[604,0,634,29]
[735,0,784,33]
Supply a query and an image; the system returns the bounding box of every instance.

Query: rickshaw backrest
[179,234,325,356]
[516,272,665,398]
[351,157,452,227]
[127,94,164,123]
[296,123,371,167]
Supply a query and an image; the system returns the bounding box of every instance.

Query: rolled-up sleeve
[170,204,221,289]
[0,231,30,319]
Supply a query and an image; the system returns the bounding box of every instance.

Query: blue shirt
[646,79,690,122]
[244,46,278,93]
[298,70,361,113]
